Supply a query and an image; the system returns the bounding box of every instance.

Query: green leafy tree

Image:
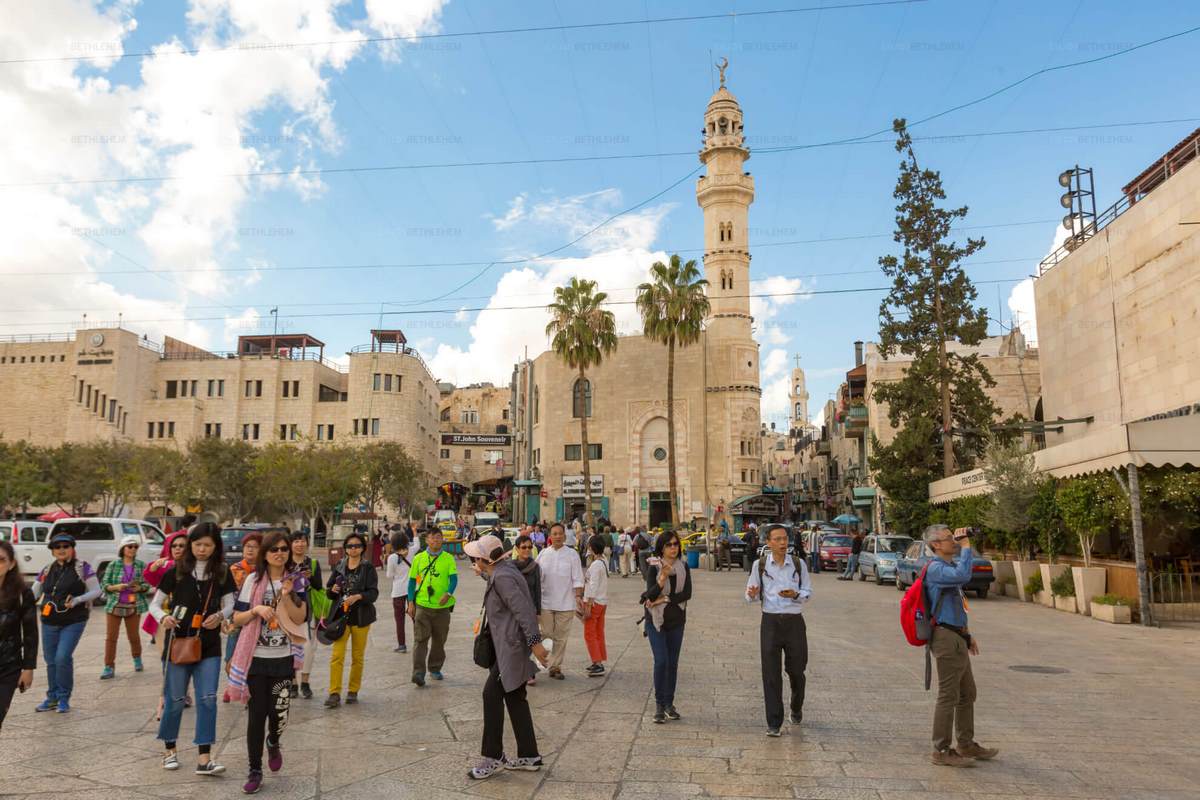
[46,442,107,514]
[1029,478,1067,563]
[870,419,940,537]
[1056,474,1128,567]
[546,277,618,527]
[872,118,997,481]
[305,445,361,534]
[0,440,53,514]
[358,441,423,525]
[982,436,1042,557]
[254,442,308,528]
[636,254,710,526]
[188,438,259,523]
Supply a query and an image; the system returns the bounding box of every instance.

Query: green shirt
[410,549,458,609]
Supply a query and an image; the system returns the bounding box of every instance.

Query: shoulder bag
[169,578,215,665]
[472,581,496,670]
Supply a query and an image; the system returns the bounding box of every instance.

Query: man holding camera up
[924,525,999,767]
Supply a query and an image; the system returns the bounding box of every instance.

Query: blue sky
[3,0,1198,427]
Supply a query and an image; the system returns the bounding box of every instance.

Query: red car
[818,533,853,571]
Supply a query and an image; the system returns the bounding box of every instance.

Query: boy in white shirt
[582,536,609,677]
[385,534,411,653]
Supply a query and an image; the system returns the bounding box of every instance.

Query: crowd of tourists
[0,515,999,788]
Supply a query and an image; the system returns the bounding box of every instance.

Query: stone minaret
[698,61,761,503]
[790,355,810,432]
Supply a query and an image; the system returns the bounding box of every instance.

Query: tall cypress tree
[870,119,999,532]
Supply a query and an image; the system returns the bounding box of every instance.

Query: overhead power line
[0,278,1025,329]
[3,116,1196,190]
[4,218,1053,278]
[0,1,925,66]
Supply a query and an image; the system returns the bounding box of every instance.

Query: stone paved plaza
[2,565,1199,800]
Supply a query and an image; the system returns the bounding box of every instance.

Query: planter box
[1004,582,1022,599]
[1033,591,1048,606]
[1071,566,1107,616]
[1040,564,1069,607]
[1092,603,1132,624]
[992,560,1016,586]
[1012,561,1039,602]
[1054,595,1077,613]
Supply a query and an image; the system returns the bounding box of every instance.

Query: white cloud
[762,348,788,379]
[760,375,791,427]
[0,0,446,340]
[489,194,527,231]
[430,190,673,386]
[1006,224,1068,346]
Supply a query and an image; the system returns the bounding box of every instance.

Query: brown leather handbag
[169,579,215,665]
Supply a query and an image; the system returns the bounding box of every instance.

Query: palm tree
[546,277,619,528]
[636,254,710,527]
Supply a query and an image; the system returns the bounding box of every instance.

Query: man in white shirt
[745,523,812,737]
[536,523,585,679]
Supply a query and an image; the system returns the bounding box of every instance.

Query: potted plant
[1050,570,1077,613]
[1090,594,1133,624]
[981,438,1042,603]
[1025,570,1044,605]
[1056,476,1120,615]
[1071,565,1107,617]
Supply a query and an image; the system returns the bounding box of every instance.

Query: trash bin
[686,550,700,569]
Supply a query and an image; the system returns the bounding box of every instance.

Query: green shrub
[1025,570,1043,596]
[1050,569,1076,597]
[1092,594,1132,606]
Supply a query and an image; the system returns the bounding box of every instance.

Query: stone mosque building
[509,70,772,529]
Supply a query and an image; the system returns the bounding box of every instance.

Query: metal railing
[0,332,75,344]
[1148,570,1200,623]
[159,350,347,373]
[1040,135,1200,275]
[348,343,433,377]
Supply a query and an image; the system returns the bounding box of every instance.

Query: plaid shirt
[101,559,150,614]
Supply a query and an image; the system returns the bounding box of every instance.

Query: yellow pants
[329,624,369,695]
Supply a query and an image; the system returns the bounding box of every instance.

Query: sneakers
[766,727,782,737]
[468,756,504,781]
[133,657,144,672]
[931,749,975,768]
[35,699,54,712]
[412,672,426,687]
[267,742,283,772]
[195,760,226,776]
[652,706,666,724]
[222,689,232,704]
[664,705,681,721]
[430,671,444,681]
[56,699,70,713]
[100,666,115,680]
[324,693,341,709]
[957,741,999,761]
[346,692,358,704]
[586,663,605,677]
[162,751,180,771]
[790,712,803,725]
[288,681,298,699]
[243,770,263,794]
[300,682,313,699]
[394,645,407,653]
[548,668,564,680]
[503,755,544,772]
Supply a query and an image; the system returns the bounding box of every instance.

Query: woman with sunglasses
[324,531,378,708]
[32,533,100,713]
[0,541,37,731]
[100,535,149,679]
[640,531,692,725]
[509,535,541,686]
[148,523,237,775]
[228,531,308,794]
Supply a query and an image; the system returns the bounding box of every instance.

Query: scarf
[226,572,268,704]
[645,557,687,631]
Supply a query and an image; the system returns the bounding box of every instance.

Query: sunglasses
[344,543,364,550]
[267,546,290,554]
[665,541,680,548]
[51,543,73,550]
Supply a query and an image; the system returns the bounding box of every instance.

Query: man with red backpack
[921,526,999,768]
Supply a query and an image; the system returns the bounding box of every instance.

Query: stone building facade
[0,327,442,481]
[509,76,763,528]
[437,382,515,490]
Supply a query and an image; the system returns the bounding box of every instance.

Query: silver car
[857,535,914,584]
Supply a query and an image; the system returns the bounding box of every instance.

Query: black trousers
[246,672,292,771]
[761,613,807,728]
[0,668,19,732]
[481,666,538,760]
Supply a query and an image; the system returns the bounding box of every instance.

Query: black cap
[48,532,76,549]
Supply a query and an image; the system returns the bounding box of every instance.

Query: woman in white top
[385,533,412,653]
[582,537,609,677]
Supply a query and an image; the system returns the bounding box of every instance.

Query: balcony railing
[160,350,347,373]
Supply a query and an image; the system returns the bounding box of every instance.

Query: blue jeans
[842,553,859,578]
[42,621,87,702]
[158,655,221,746]
[644,622,685,708]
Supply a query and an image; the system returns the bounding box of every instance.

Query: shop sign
[441,432,511,446]
[562,474,604,498]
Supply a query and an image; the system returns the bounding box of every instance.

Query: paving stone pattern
[2,565,1199,799]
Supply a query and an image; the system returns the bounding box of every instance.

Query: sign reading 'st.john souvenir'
[440,432,512,446]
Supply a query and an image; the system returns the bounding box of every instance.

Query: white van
[14,517,165,580]
[1,520,52,546]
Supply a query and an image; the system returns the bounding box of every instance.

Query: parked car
[856,535,914,584]
[221,524,291,566]
[14,518,164,587]
[894,541,995,598]
[472,511,501,528]
[1,519,52,546]
[816,533,853,570]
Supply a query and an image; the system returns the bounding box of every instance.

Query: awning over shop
[929,413,1200,504]
[731,494,783,516]
[852,486,876,499]
[512,479,541,487]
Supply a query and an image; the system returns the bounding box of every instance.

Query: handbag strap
[189,577,217,631]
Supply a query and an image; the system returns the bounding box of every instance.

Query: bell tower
[698,59,762,504]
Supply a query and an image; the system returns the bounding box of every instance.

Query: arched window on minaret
[718,117,728,135]
[726,222,733,243]
[794,402,801,419]
[728,272,734,291]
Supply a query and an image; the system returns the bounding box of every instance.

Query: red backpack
[900,563,938,646]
